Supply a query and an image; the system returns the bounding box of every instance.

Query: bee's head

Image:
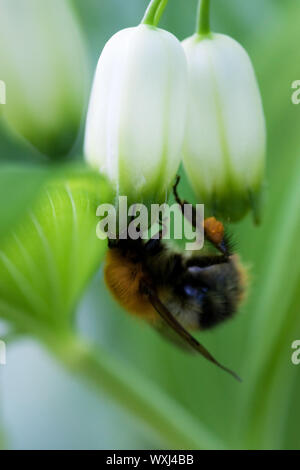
[181,255,247,330]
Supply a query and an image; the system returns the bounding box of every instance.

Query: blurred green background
[0,0,300,450]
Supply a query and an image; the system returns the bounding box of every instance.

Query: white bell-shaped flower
[0,0,88,158]
[182,0,266,222]
[84,24,188,207]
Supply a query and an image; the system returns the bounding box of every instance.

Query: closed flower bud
[84,23,188,208]
[0,0,88,158]
[182,1,266,223]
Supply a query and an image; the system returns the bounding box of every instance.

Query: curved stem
[196,0,211,35]
[47,331,226,450]
[153,0,169,26]
[141,0,169,27]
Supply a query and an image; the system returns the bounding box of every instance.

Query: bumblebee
[104,178,247,381]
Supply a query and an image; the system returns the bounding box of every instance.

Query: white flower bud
[0,0,88,158]
[84,24,188,207]
[182,33,266,222]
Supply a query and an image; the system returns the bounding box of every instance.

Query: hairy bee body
[104,237,247,331]
[103,181,247,380]
[104,246,157,321]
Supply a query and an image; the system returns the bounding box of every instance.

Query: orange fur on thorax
[104,249,157,321]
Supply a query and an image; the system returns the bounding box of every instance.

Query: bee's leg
[173,175,189,213]
[173,175,199,228]
[107,238,118,249]
[144,237,161,253]
[144,221,166,254]
[173,176,232,258]
[203,217,233,257]
[186,254,229,268]
[145,204,170,252]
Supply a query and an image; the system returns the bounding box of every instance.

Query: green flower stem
[153,0,169,26]
[196,0,211,35]
[46,331,226,450]
[142,0,169,26]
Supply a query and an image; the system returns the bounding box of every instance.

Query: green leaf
[0,165,49,241]
[0,168,113,334]
[0,165,226,450]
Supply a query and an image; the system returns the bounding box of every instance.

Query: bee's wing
[145,284,241,382]
[152,319,195,352]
